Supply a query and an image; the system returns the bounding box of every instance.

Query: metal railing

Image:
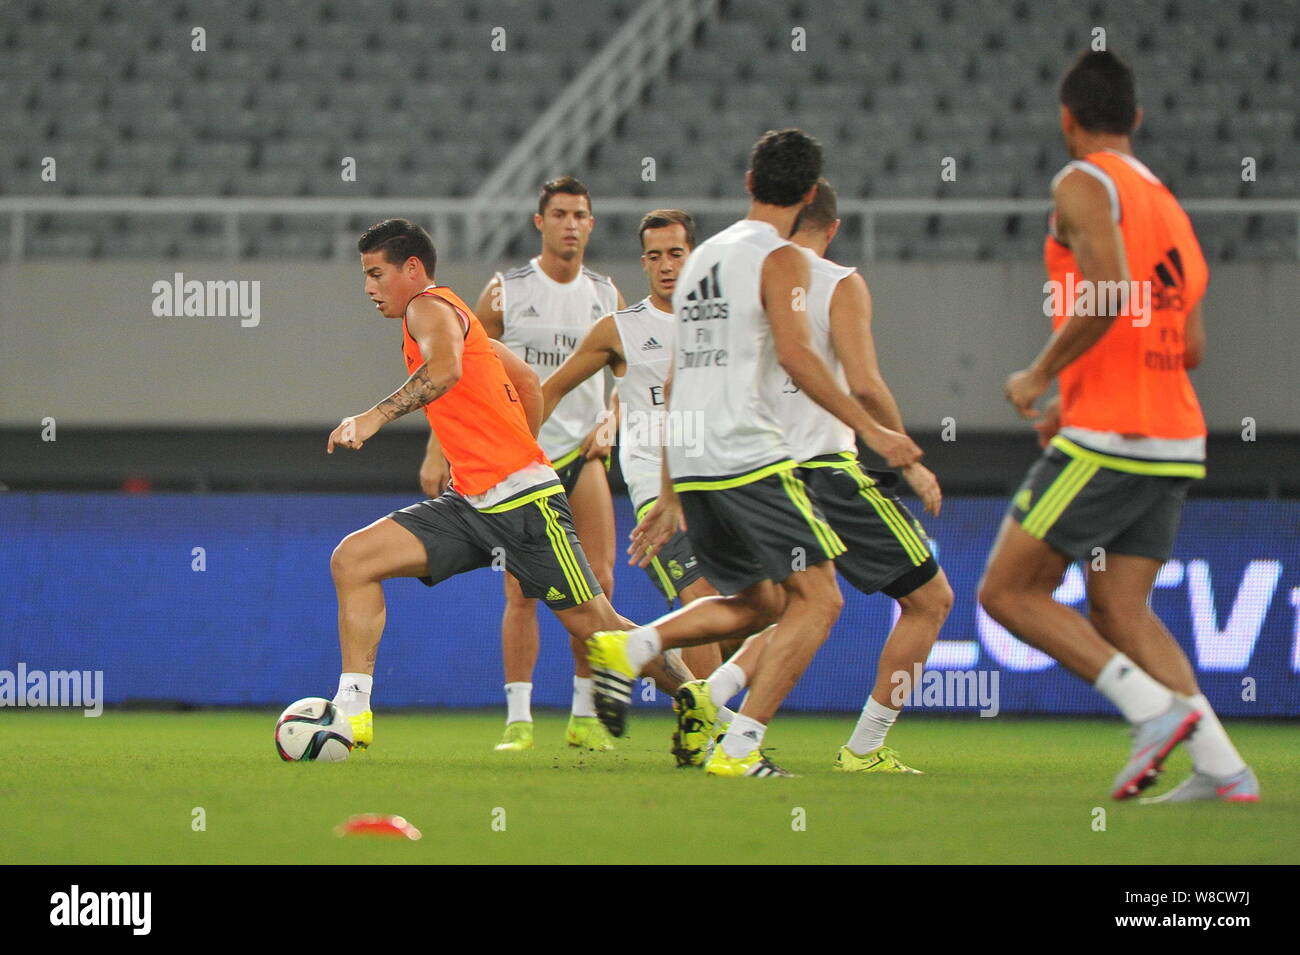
[468,0,720,259]
[2,196,1297,263]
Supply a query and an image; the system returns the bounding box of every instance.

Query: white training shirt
[611,296,673,507]
[666,219,794,480]
[776,248,858,461]
[497,257,619,461]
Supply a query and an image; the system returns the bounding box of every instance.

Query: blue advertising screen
[1,493,1296,717]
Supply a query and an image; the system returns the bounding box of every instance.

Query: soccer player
[978,51,1258,802]
[672,178,954,772]
[538,208,746,756]
[325,219,680,752]
[587,130,923,777]
[538,210,729,649]
[464,176,625,752]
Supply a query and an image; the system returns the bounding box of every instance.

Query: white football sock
[333,672,372,717]
[721,713,766,759]
[571,677,596,719]
[1094,653,1173,723]
[625,626,663,671]
[505,682,533,724]
[716,705,736,726]
[1182,693,1247,777]
[706,661,747,707]
[848,696,899,754]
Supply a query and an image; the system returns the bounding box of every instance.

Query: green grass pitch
[2,710,1294,865]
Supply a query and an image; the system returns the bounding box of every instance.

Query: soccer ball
[275,697,354,762]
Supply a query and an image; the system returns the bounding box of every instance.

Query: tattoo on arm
[374,363,452,422]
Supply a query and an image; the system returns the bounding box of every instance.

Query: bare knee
[503,575,535,610]
[557,597,617,641]
[812,584,844,628]
[790,568,843,628]
[1088,600,1140,637]
[977,574,1012,626]
[331,536,370,586]
[901,573,954,626]
[738,585,784,632]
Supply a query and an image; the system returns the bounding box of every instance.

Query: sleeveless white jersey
[777,249,858,460]
[611,297,673,507]
[497,257,619,460]
[667,219,793,479]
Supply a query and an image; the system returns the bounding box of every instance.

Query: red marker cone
[335,814,422,840]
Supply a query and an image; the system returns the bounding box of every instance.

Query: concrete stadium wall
[1,258,1296,430]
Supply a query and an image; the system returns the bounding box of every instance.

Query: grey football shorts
[1009,436,1197,563]
[674,460,844,596]
[799,452,939,599]
[635,497,708,604]
[388,484,601,610]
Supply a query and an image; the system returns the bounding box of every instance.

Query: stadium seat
[0,0,1289,259]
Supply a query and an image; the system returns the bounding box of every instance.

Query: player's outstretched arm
[829,273,941,514]
[540,313,623,422]
[474,274,505,340]
[326,297,465,453]
[764,246,922,469]
[490,339,544,437]
[1006,170,1130,418]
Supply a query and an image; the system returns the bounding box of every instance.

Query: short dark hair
[1060,50,1137,135]
[638,208,696,250]
[357,218,436,275]
[792,177,837,233]
[538,175,592,215]
[749,128,823,206]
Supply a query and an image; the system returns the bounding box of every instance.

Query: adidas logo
[642,337,662,350]
[683,263,722,302]
[521,305,540,318]
[1149,246,1186,312]
[681,263,728,321]
[545,585,566,601]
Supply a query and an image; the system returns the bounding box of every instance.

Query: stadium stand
[0,0,1294,260]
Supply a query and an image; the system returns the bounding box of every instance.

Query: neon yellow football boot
[704,746,794,778]
[493,721,535,751]
[671,680,719,768]
[565,715,616,751]
[585,631,637,737]
[833,744,923,774]
[348,710,373,750]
